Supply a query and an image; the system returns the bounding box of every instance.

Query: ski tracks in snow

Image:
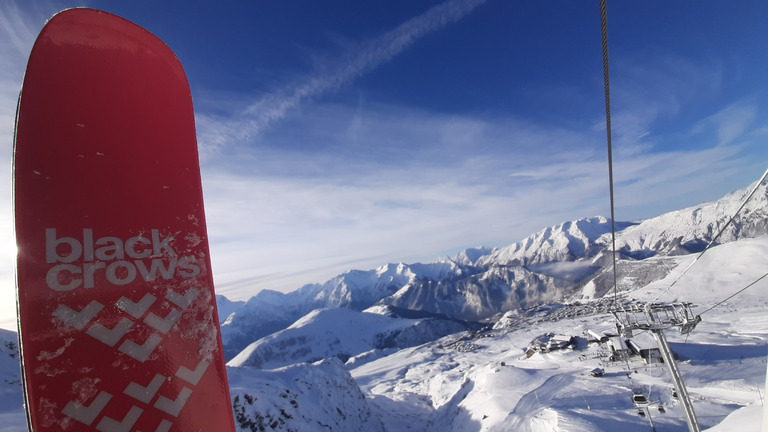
[503,372,575,431]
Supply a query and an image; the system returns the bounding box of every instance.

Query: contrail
[237,0,488,140]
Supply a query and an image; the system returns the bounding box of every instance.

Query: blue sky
[1,0,767,328]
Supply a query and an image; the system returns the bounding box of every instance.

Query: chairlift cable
[652,167,768,302]
[699,271,768,316]
[599,0,619,308]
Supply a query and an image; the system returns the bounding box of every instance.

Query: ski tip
[36,7,183,70]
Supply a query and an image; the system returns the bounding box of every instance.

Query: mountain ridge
[219,181,768,358]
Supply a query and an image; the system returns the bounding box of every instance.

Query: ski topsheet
[14,9,235,431]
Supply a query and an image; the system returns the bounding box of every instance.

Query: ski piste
[13,8,235,431]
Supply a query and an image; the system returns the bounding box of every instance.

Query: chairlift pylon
[612,301,701,432]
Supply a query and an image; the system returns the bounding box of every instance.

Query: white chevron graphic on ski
[154,387,193,417]
[119,333,163,362]
[175,359,210,386]
[116,293,157,319]
[124,374,166,403]
[53,301,104,330]
[62,391,112,426]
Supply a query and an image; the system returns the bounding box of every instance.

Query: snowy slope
[479,180,767,267]
[378,265,570,321]
[475,216,635,267]
[228,358,385,432]
[445,246,497,266]
[227,307,467,369]
[220,289,311,359]
[349,236,768,431]
[216,294,245,324]
[220,261,476,358]
[224,238,768,431]
[612,182,768,257]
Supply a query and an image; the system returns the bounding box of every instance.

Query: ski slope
[348,236,768,431]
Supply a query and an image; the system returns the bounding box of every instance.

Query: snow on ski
[13,9,235,431]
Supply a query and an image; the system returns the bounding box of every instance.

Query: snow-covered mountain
[224,235,765,431]
[227,307,468,369]
[349,236,768,431]
[216,295,246,324]
[227,358,385,432]
[220,261,477,358]
[475,216,635,267]
[377,265,569,321]
[613,184,768,257]
[220,181,768,359]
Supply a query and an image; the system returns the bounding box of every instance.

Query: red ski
[14,9,235,431]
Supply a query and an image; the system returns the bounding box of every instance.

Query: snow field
[348,292,767,431]
[227,359,385,431]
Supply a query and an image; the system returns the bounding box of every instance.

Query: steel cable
[652,167,768,302]
[699,272,768,316]
[599,0,619,307]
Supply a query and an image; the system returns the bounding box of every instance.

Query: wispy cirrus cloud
[0,2,42,121]
[196,49,759,298]
[691,101,758,146]
[199,97,754,300]
[197,0,488,152]
[0,2,39,60]
[605,54,724,152]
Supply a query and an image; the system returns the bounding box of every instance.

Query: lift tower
[613,303,702,432]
